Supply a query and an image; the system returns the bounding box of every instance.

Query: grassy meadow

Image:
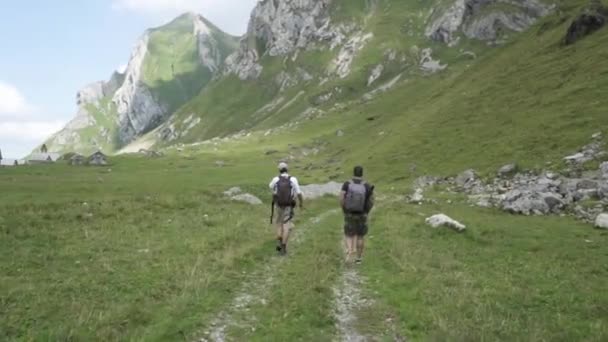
[4,0,608,340]
[1,152,607,341]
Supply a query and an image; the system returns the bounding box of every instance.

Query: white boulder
[425,214,466,232]
[594,213,608,229]
[231,194,263,205]
[301,182,343,200]
[223,187,263,205]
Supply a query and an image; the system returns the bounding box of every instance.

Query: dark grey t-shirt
[342,179,372,194]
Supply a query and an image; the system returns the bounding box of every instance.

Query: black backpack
[275,176,293,207]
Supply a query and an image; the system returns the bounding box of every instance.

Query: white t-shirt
[269,173,302,196]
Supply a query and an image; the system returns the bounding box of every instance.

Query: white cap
[278,162,288,170]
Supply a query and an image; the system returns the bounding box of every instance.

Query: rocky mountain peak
[426,0,553,45]
[225,0,335,80]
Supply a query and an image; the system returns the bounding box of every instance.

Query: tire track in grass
[196,209,339,342]
[332,258,371,342]
[332,198,402,342]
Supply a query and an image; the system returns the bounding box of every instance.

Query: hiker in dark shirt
[340,166,374,264]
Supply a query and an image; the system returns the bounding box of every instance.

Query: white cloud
[111,0,259,35]
[112,0,206,13]
[0,81,66,158]
[0,120,65,141]
[0,81,36,117]
[0,119,66,158]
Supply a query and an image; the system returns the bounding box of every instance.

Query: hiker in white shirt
[269,162,304,255]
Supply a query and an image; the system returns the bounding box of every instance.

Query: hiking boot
[276,238,283,252]
[355,258,363,265]
[345,253,353,264]
[281,243,287,255]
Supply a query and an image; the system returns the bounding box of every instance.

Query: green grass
[6,0,608,340]
[2,153,607,340]
[0,192,267,340]
[358,201,608,341]
[0,155,334,341]
[228,211,344,341]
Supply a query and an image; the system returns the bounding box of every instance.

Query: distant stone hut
[88,151,108,166]
[138,149,163,158]
[69,154,86,166]
[27,153,61,164]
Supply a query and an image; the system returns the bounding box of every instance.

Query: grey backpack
[344,181,367,213]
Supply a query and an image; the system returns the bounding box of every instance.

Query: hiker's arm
[339,191,346,209]
[366,194,375,213]
[291,177,304,209]
[340,182,349,211]
[365,186,375,214]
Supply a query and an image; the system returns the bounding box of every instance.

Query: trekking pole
[270,200,275,224]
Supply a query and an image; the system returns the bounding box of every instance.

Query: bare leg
[276,224,283,241]
[345,236,356,263]
[356,236,365,260]
[282,223,292,245]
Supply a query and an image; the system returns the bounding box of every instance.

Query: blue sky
[0,0,258,159]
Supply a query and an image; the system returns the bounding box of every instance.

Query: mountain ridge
[39,0,606,170]
[40,12,239,155]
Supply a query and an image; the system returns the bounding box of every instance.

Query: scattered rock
[455,169,478,189]
[367,64,384,86]
[413,175,443,189]
[336,129,344,137]
[223,187,262,205]
[498,163,518,177]
[265,150,279,155]
[419,48,447,73]
[426,0,553,45]
[425,214,466,232]
[564,4,608,45]
[563,138,605,166]
[407,188,424,204]
[301,182,343,200]
[564,152,587,164]
[469,194,495,208]
[411,136,608,224]
[224,187,242,197]
[329,32,374,78]
[594,213,608,229]
[215,161,226,168]
[600,162,608,179]
[139,149,163,158]
[231,194,263,205]
[577,179,598,190]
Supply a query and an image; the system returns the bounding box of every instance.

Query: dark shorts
[344,213,368,237]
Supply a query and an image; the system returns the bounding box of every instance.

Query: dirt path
[332,199,402,342]
[333,267,370,342]
[196,209,339,342]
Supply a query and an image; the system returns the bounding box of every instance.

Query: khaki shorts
[344,213,368,237]
[274,206,295,226]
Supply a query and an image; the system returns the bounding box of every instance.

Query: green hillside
[155,0,606,181]
[142,13,238,115]
[41,13,239,155]
[6,0,608,340]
